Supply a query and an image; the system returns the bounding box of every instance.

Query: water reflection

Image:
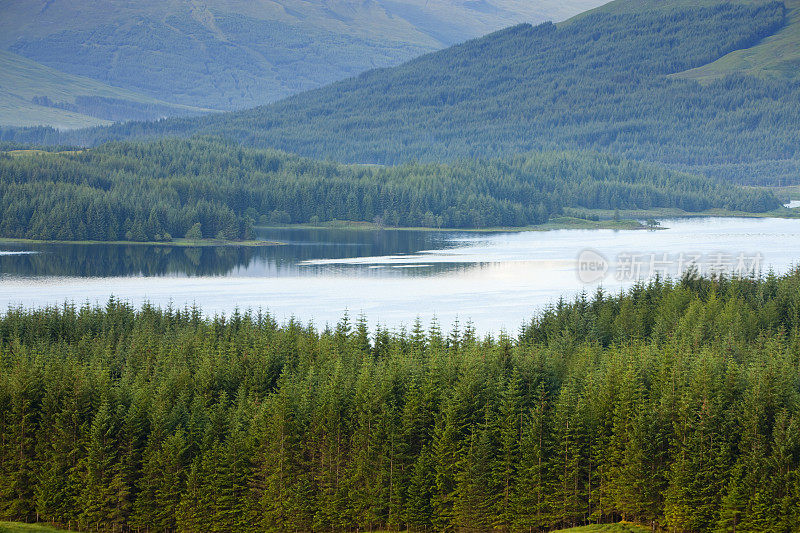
[0,228,462,278]
[0,244,256,277]
[3,218,800,334]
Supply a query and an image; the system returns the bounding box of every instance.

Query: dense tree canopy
[1,270,799,531]
[0,138,778,241]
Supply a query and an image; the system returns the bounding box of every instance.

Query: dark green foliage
[2,270,800,531]
[6,2,799,184]
[0,137,778,241]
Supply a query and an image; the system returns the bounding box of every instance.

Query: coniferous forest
[3,1,800,532]
[1,271,800,532]
[0,138,779,241]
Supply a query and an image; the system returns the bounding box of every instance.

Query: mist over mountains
[0,0,605,126]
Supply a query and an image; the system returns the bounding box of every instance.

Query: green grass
[554,524,652,533]
[673,0,800,82]
[0,0,603,114]
[0,49,205,128]
[535,217,654,231]
[568,205,800,220]
[258,216,653,234]
[351,524,651,533]
[772,184,800,200]
[563,0,770,24]
[345,526,651,533]
[568,0,800,83]
[6,149,87,157]
[0,522,650,533]
[0,523,72,533]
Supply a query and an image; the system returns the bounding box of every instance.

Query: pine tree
[513,383,552,531]
[453,422,495,530]
[432,399,461,530]
[492,374,522,529]
[551,383,586,529]
[406,443,436,530]
[77,401,125,531]
[0,366,38,522]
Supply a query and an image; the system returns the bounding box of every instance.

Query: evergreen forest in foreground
[1,270,799,532]
[0,138,779,242]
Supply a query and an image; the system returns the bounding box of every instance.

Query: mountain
[0,0,605,113]
[0,50,205,129]
[674,0,800,82]
[16,0,800,185]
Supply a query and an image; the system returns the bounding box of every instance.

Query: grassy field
[257,216,653,233]
[673,0,800,82]
[567,205,800,221]
[556,524,652,532]
[0,522,651,533]
[6,149,87,157]
[0,0,604,114]
[0,523,71,533]
[772,184,800,200]
[0,50,205,128]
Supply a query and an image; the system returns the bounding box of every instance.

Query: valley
[0,0,605,118]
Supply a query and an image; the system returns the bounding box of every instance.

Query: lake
[1,217,798,333]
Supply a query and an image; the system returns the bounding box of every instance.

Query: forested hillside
[14,0,800,185]
[674,0,800,83]
[0,138,778,241]
[1,271,799,532]
[0,0,603,115]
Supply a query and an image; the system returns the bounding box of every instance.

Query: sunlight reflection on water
[2,217,799,333]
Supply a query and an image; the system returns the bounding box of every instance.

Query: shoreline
[0,237,283,247]
[2,209,799,247]
[256,216,657,233]
[257,208,800,233]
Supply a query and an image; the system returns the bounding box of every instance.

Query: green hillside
[17,0,800,185]
[1,137,776,242]
[0,50,204,128]
[675,0,800,82]
[0,0,604,112]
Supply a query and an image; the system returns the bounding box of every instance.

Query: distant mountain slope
[0,0,605,112]
[0,50,205,129]
[675,0,800,82]
[24,0,800,185]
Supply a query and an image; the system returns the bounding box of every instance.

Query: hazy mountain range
[18,0,800,185]
[0,0,605,127]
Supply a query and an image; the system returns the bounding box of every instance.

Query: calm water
[1,218,798,333]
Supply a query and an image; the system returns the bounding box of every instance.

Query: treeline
[30,96,198,123]
[3,2,798,185]
[1,271,800,532]
[0,137,779,241]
